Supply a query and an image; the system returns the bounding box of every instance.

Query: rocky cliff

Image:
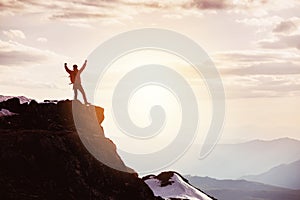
[0,98,160,200]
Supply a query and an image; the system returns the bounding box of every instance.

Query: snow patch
[0,109,15,117]
[144,172,213,200]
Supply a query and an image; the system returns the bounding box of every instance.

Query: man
[64,60,89,105]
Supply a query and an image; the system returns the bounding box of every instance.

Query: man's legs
[73,88,78,100]
[78,84,88,104]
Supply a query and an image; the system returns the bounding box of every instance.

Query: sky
[1,0,300,154]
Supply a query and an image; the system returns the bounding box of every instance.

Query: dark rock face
[0,98,158,200]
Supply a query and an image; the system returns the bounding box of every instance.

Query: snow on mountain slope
[0,95,31,104]
[143,171,215,200]
[0,109,15,117]
[0,95,30,117]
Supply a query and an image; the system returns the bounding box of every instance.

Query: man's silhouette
[64,60,89,104]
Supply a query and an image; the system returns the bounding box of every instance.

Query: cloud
[236,16,282,27]
[0,0,115,22]
[186,0,300,14]
[253,17,300,50]
[186,0,229,10]
[49,12,111,21]
[222,62,300,76]
[1,0,299,23]
[0,39,65,67]
[213,50,300,98]
[273,20,297,34]
[258,34,300,50]
[3,29,26,39]
[36,37,48,43]
[213,50,300,69]
[162,14,183,19]
[0,38,68,94]
[67,22,93,28]
[223,74,300,98]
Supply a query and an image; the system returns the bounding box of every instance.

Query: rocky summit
[0,98,160,200]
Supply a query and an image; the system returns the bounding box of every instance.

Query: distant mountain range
[242,159,300,190]
[185,175,300,200]
[175,138,300,179]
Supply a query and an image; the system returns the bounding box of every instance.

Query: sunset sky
[1,0,300,148]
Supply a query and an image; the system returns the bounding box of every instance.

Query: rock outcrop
[0,98,159,200]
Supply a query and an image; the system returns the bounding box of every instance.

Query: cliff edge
[0,98,159,200]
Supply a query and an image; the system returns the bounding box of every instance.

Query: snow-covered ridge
[143,171,215,200]
[0,95,31,104]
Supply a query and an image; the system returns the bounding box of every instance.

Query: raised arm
[64,63,71,74]
[79,60,87,73]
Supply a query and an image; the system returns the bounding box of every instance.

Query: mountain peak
[240,137,300,145]
[143,171,216,200]
[0,97,160,199]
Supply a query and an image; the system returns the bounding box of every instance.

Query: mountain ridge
[241,159,300,190]
[0,97,161,199]
[235,137,300,145]
[185,175,300,200]
[176,136,300,179]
